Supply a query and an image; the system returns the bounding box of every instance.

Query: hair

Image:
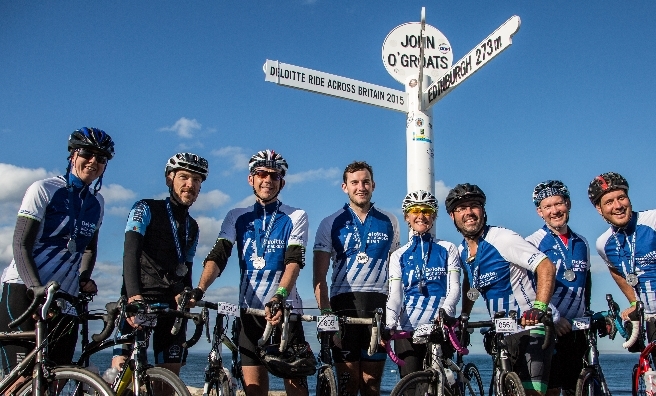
[342,161,374,183]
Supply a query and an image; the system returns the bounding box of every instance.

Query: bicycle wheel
[390,370,453,396]
[575,367,608,396]
[15,366,114,396]
[129,366,191,396]
[463,363,484,396]
[633,363,645,396]
[316,365,337,396]
[501,372,525,396]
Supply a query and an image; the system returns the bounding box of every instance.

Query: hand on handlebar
[380,328,395,347]
[264,295,283,326]
[554,317,572,337]
[79,279,97,294]
[621,305,636,321]
[126,295,145,328]
[187,287,205,308]
[521,308,546,327]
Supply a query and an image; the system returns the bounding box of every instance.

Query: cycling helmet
[68,127,115,159]
[258,342,317,379]
[249,150,288,177]
[532,180,570,207]
[402,190,438,214]
[588,172,629,206]
[165,152,209,181]
[445,183,486,213]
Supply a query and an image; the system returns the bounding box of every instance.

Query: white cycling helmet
[402,190,438,215]
[165,152,209,181]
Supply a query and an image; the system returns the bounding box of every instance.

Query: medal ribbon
[346,204,373,257]
[416,234,432,286]
[254,202,280,258]
[166,197,190,265]
[67,178,90,252]
[549,229,574,274]
[612,230,636,280]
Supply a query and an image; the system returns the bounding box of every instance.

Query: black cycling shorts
[0,283,79,374]
[503,326,555,394]
[238,309,306,367]
[113,299,188,365]
[548,330,588,391]
[330,292,387,363]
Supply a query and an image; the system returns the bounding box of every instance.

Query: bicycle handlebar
[623,301,643,349]
[8,281,59,329]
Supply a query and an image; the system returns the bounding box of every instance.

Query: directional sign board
[382,22,453,84]
[264,60,408,113]
[422,15,521,109]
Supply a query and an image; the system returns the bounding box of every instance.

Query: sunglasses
[77,148,108,164]
[406,206,436,215]
[252,170,282,181]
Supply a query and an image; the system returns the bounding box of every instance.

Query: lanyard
[549,229,572,271]
[166,198,190,264]
[67,182,89,253]
[346,205,372,255]
[254,202,280,258]
[413,234,432,282]
[612,229,636,277]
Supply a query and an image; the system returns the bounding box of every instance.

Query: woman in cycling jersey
[385,190,462,378]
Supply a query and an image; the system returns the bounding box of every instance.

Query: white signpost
[264,9,521,210]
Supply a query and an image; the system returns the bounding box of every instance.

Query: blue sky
[2,1,656,354]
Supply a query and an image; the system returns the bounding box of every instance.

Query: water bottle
[102,367,119,384]
[444,368,456,386]
[644,370,656,396]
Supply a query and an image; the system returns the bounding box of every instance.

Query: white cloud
[589,255,608,274]
[107,206,130,217]
[233,195,256,209]
[0,163,57,203]
[196,216,223,247]
[203,286,240,306]
[159,117,202,138]
[191,189,230,213]
[211,146,250,173]
[434,180,452,206]
[101,184,137,204]
[285,167,340,185]
[87,260,124,311]
[0,225,14,267]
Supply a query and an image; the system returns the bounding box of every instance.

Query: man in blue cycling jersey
[0,127,114,391]
[193,150,310,396]
[447,183,557,396]
[111,153,208,378]
[313,161,400,396]
[526,180,591,396]
[590,172,656,342]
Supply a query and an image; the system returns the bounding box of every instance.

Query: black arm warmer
[13,216,42,288]
[123,230,144,298]
[79,229,99,281]
[284,245,305,268]
[203,238,233,275]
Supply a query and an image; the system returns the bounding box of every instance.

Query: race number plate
[317,315,339,332]
[217,302,239,317]
[133,313,158,327]
[495,317,517,334]
[571,316,591,330]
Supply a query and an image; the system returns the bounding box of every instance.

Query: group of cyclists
[0,126,654,396]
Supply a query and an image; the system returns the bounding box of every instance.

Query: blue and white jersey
[313,204,400,298]
[386,233,461,331]
[1,176,104,296]
[459,226,547,319]
[218,201,308,311]
[526,225,590,319]
[597,210,656,315]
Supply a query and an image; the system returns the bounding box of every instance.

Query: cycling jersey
[597,210,656,314]
[313,204,400,297]
[526,225,590,319]
[386,233,461,331]
[122,198,199,299]
[1,175,104,296]
[459,226,548,318]
[217,201,308,310]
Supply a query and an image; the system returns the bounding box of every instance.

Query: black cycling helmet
[532,180,570,207]
[165,152,209,181]
[258,342,317,379]
[588,172,629,206]
[249,149,288,177]
[445,183,486,214]
[68,127,115,159]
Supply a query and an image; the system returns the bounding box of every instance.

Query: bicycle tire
[316,365,337,396]
[501,372,525,396]
[128,366,191,396]
[575,367,609,396]
[463,363,484,396]
[205,375,232,396]
[390,369,453,396]
[15,366,114,396]
[633,363,645,396]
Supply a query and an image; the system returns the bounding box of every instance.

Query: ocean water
[85,350,637,395]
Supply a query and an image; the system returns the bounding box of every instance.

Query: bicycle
[479,310,554,396]
[386,309,484,396]
[623,299,656,396]
[572,293,624,396]
[0,281,113,396]
[77,297,206,396]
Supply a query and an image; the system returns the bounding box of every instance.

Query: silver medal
[253,256,266,269]
[563,270,576,282]
[176,263,188,277]
[356,252,369,264]
[626,273,639,287]
[67,238,77,253]
[467,288,480,301]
